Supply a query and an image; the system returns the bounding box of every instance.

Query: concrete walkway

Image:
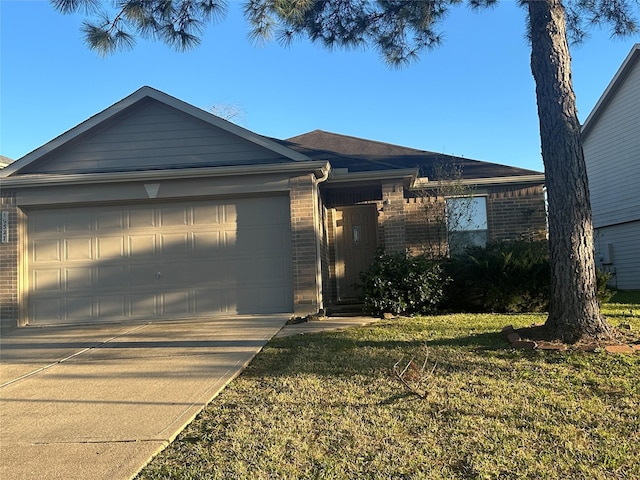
[0,315,378,480]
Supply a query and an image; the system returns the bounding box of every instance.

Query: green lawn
[136,304,639,480]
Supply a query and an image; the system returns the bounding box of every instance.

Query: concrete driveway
[0,316,288,480]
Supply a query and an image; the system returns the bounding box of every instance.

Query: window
[446,196,487,255]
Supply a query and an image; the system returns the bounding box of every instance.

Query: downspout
[313,165,331,313]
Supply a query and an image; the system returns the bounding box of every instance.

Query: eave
[0,161,331,188]
[411,174,546,190]
[323,168,418,188]
[582,44,640,138]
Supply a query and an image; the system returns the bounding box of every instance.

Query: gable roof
[280,130,543,180]
[582,43,640,138]
[1,86,310,178]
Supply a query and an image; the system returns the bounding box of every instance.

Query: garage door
[25,196,292,325]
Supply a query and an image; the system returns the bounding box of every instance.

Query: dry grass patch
[137,310,639,480]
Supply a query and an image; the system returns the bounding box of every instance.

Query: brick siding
[486,185,547,242]
[289,174,322,315]
[0,190,19,331]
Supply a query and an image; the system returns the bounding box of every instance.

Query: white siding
[583,57,640,229]
[25,100,289,174]
[595,221,640,290]
[584,48,640,290]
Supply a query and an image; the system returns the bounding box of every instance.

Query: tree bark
[526,0,612,342]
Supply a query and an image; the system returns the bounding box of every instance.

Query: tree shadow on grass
[245,330,527,379]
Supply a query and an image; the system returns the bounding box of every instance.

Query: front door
[335,205,378,300]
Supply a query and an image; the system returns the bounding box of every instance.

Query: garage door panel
[95,265,128,289]
[236,287,287,314]
[131,293,158,317]
[97,210,124,230]
[66,267,92,290]
[259,286,290,311]
[257,257,288,280]
[192,231,223,252]
[96,236,125,260]
[96,295,126,318]
[65,296,93,321]
[65,238,93,261]
[30,211,63,235]
[222,204,237,224]
[32,297,62,322]
[33,269,62,292]
[253,226,289,251]
[128,207,156,229]
[194,289,228,314]
[129,264,159,288]
[159,206,189,226]
[26,196,292,325]
[129,234,157,258]
[160,261,198,285]
[159,233,189,256]
[161,291,191,316]
[65,211,93,233]
[193,204,222,225]
[32,239,61,262]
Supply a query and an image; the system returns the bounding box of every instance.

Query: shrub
[442,240,613,313]
[443,241,551,313]
[359,251,449,316]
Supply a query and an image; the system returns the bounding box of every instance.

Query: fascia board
[1,87,310,178]
[411,174,545,189]
[0,161,330,188]
[325,168,418,187]
[582,44,640,138]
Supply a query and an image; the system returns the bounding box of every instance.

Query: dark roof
[278,130,542,179]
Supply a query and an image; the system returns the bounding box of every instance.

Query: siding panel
[584,57,640,228]
[25,101,289,174]
[595,221,640,290]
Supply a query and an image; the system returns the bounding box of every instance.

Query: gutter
[324,168,418,187]
[411,174,545,189]
[0,161,331,188]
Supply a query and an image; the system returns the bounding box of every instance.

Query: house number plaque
[1,212,8,243]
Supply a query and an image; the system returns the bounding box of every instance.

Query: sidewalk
[277,316,380,337]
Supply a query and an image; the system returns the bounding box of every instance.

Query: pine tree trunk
[526,0,612,342]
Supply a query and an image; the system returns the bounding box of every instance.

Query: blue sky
[1,1,638,172]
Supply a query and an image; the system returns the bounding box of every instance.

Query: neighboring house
[582,43,640,290]
[0,155,13,169]
[0,87,546,329]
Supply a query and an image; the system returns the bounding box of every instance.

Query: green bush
[442,240,551,313]
[596,268,614,303]
[359,251,449,316]
[442,240,613,313]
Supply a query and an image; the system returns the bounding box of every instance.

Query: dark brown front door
[335,205,378,300]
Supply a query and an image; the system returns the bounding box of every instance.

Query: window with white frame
[446,196,488,255]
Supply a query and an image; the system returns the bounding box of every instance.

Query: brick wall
[0,190,19,331]
[404,195,448,256]
[403,184,547,255]
[319,182,547,308]
[380,181,406,253]
[487,185,547,242]
[289,174,321,315]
